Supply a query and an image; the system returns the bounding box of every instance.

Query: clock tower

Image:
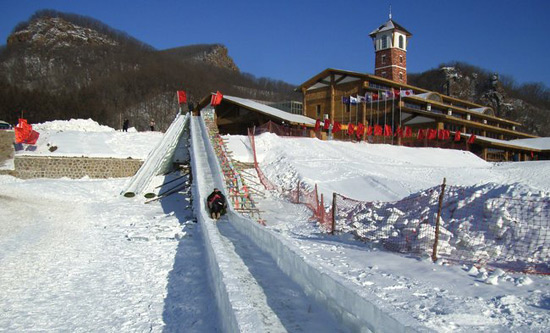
[369,13,412,84]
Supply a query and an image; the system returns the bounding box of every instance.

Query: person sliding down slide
[207,188,227,220]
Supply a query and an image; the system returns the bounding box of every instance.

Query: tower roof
[369,19,412,37]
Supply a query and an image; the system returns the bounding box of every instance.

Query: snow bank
[32,118,115,132]
[337,182,550,271]
[16,118,162,159]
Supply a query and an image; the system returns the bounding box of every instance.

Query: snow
[1,118,549,332]
[509,137,550,150]
[18,118,163,159]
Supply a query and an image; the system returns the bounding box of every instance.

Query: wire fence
[335,181,550,274]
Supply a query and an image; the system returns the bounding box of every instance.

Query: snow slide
[121,113,189,197]
[189,115,287,332]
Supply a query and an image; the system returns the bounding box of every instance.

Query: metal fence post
[432,177,447,262]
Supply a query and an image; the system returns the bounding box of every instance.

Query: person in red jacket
[207,188,227,220]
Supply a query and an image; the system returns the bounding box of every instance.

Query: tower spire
[389,4,392,20]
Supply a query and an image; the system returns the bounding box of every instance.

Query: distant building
[295,14,547,161]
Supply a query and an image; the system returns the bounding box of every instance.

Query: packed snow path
[189,116,344,332]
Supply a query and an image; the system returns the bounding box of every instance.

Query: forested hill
[409,62,550,136]
[0,10,298,131]
[0,10,548,135]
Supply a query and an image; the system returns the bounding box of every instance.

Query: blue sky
[1,0,549,87]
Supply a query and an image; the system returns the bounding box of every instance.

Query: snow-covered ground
[1,118,549,332]
[17,118,163,159]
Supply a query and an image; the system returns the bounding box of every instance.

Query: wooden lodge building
[295,15,548,162]
[197,14,549,162]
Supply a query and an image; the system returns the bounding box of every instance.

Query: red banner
[374,125,383,136]
[454,130,461,142]
[333,121,342,133]
[384,124,392,137]
[323,119,331,130]
[356,122,365,136]
[347,123,355,135]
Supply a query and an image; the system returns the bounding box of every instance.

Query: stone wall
[14,156,143,179]
[0,130,15,162]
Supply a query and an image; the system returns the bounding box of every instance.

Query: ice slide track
[121,113,189,198]
[190,115,428,332]
[190,115,351,332]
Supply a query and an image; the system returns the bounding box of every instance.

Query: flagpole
[384,91,387,144]
[370,94,373,143]
[391,90,394,145]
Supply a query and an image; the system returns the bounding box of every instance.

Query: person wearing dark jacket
[207,188,227,220]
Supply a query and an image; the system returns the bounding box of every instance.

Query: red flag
[417,129,425,140]
[427,129,437,140]
[347,123,355,135]
[314,119,321,131]
[372,93,379,101]
[437,129,444,140]
[356,123,365,136]
[323,118,331,130]
[15,119,31,144]
[404,126,412,138]
[14,118,39,144]
[395,126,403,138]
[374,124,383,136]
[26,130,40,144]
[467,134,476,144]
[366,126,373,136]
[211,91,223,106]
[443,130,450,140]
[394,89,401,97]
[177,90,187,104]
[454,130,461,141]
[384,124,392,137]
[333,121,342,133]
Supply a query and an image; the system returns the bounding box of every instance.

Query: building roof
[369,19,412,37]
[297,68,524,127]
[223,95,316,126]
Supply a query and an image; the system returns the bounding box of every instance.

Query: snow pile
[337,182,550,271]
[16,118,162,159]
[32,118,116,132]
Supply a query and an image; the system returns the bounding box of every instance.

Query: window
[381,36,387,49]
[399,72,403,81]
[399,55,403,64]
[381,54,386,65]
[381,71,387,78]
[316,105,321,118]
[399,35,404,49]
